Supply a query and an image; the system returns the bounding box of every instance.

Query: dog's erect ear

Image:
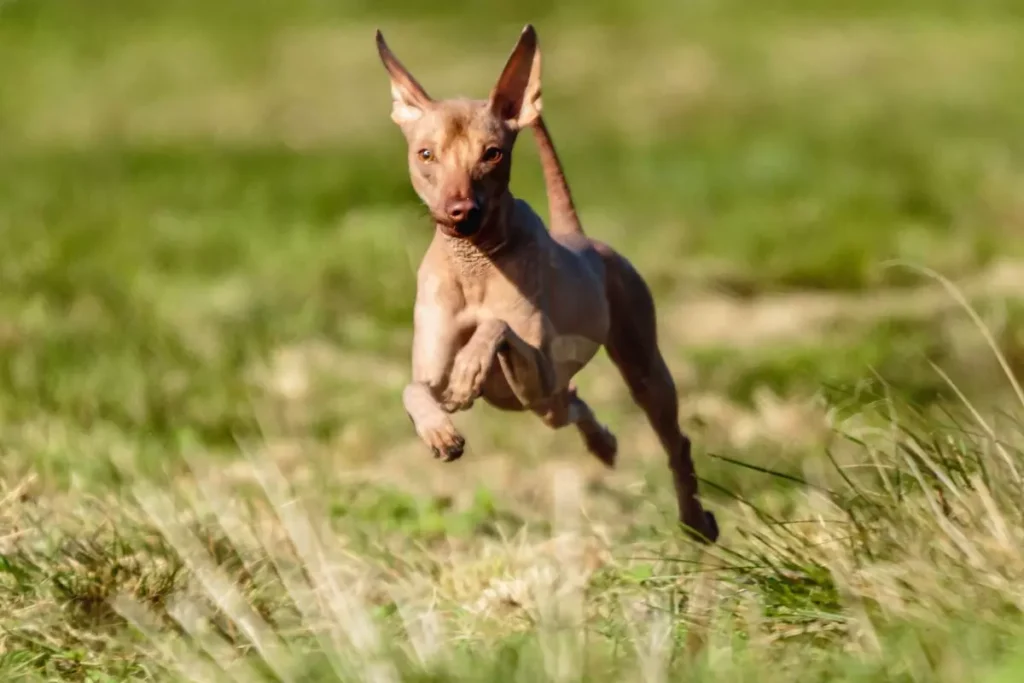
[376,30,434,125]
[489,24,542,130]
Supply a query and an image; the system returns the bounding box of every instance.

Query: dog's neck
[437,191,518,277]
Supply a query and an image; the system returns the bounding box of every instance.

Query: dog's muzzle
[443,197,484,237]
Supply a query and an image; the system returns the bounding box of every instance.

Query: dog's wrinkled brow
[443,112,469,142]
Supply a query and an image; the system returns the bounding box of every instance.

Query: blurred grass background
[3,0,1024,680]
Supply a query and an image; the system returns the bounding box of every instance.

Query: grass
[3,0,1024,679]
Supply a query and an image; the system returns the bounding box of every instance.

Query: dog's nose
[445,198,478,224]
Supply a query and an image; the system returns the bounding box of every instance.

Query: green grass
[3,0,1024,680]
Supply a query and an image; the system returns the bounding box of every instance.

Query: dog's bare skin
[376,25,718,543]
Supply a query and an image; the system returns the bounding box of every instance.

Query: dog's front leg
[442,318,556,411]
[441,318,511,411]
[403,382,465,462]
[403,289,468,462]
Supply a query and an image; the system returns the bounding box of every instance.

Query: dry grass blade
[111,593,228,683]
[166,595,268,683]
[179,451,353,680]
[885,260,1024,484]
[130,483,297,682]
[244,446,400,683]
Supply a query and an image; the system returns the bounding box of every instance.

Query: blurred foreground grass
[2,0,1024,680]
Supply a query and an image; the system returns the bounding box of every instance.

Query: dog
[374,24,718,543]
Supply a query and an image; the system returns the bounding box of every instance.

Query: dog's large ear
[489,24,542,130]
[375,30,434,125]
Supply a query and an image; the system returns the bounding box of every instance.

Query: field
[3,0,1024,680]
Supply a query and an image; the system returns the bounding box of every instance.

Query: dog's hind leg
[535,386,618,468]
[594,241,718,543]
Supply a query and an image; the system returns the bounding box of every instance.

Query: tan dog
[375,24,718,543]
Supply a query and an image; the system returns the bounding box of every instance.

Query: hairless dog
[375,24,718,543]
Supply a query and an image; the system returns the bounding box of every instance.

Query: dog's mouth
[435,206,485,238]
[454,210,483,237]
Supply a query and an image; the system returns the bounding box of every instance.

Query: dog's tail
[531,116,584,236]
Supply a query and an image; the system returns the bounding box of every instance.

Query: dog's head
[375,25,542,239]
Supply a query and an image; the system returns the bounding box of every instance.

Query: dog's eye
[482,147,503,163]
[417,149,434,162]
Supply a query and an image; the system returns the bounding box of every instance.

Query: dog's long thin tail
[531,116,584,236]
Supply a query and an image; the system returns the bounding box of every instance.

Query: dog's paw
[681,508,719,545]
[415,414,466,462]
[441,344,494,411]
[702,510,720,544]
[583,425,618,469]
